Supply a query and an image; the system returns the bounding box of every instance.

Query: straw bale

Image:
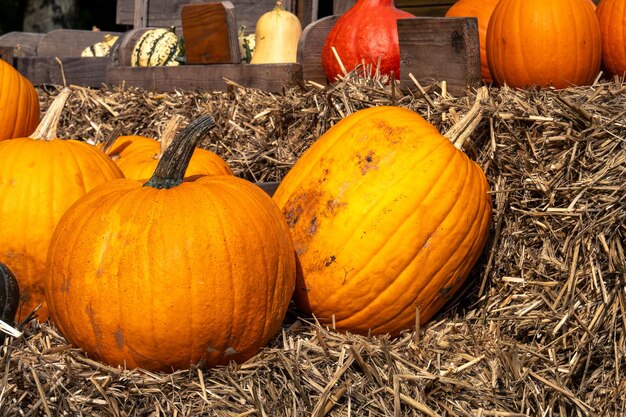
[1,73,624,416]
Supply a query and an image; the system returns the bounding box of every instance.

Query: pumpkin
[0,262,20,328]
[80,34,119,57]
[102,115,232,181]
[0,88,124,322]
[597,0,626,77]
[486,0,601,89]
[445,0,500,84]
[272,106,492,336]
[0,59,40,141]
[250,1,302,64]
[321,0,414,82]
[131,27,182,67]
[44,115,296,371]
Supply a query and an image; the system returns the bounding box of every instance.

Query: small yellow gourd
[250,1,302,64]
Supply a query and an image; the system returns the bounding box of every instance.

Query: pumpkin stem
[444,86,489,150]
[157,114,185,159]
[31,87,72,141]
[143,115,216,189]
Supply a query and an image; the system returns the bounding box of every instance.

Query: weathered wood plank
[106,63,303,92]
[296,15,338,84]
[181,2,241,64]
[0,32,43,57]
[398,17,480,95]
[15,56,111,87]
[116,0,297,32]
[36,29,122,57]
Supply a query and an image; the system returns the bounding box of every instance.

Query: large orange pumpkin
[103,116,232,181]
[0,88,124,322]
[0,59,40,141]
[445,0,500,84]
[45,115,296,371]
[321,0,414,82]
[486,0,601,89]
[272,106,492,337]
[597,0,626,77]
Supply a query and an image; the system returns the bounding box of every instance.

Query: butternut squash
[250,1,302,64]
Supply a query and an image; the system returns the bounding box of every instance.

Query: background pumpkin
[486,0,601,89]
[596,0,626,77]
[249,1,302,64]
[321,0,414,82]
[0,59,40,141]
[45,115,296,371]
[445,0,500,84]
[272,106,492,337]
[100,116,232,181]
[0,88,124,322]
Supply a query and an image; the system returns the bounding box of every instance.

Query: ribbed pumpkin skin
[445,0,500,84]
[597,0,626,77]
[321,0,414,82]
[273,106,492,336]
[0,139,124,321]
[45,176,296,371]
[0,60,40,141]
[486,0,601,89]
[110,137,233,181]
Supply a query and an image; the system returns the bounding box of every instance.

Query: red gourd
[321,0,414,82]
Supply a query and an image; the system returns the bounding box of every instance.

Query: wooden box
[11,29,121,88]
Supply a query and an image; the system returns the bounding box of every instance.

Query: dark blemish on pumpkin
[115,328,124,348]
[451,31,465,53]
[61,276,71,293]
[283,190,324,228]
[224,347,239,356]
[308,216,318,235]
[325,255,336,267]
[326,198,346,214]
[438,285,454,298]
[85,303,102,339]
[356,150,378,175]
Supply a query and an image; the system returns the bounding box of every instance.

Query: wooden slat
[398,17,480,95]
[134,0,149,28]
[36,29,122,57]
[181,2,241,64]
[15,56,111,87]
[0,32,43,56]
[296,15,339,84]
[116,0,298,32]
[106,62,303,92]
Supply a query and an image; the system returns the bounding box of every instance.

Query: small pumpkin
[0,59,40,141]
[131,27,182,67]
[80,34,119,57]
[596,0,626,77]
[101,115,232,181]
[445,0,500,84]
[0,88,124,322]
[321,0,414,82]
[45,115,296,371]
[249,1,302,64]
[273,106,492,336]
[486,0,601,88]
[0,262,20,329]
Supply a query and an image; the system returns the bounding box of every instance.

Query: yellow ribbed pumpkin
[273,106,492,336]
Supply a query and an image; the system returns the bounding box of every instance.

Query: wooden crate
[107,2,303,93]
[12,29,122,88]
[0,32,43,64]
[116,0,317,33]
[297,15,480,96]
[332,0,455,16]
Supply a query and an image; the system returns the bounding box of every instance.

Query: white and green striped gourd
[131,27,183,67]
